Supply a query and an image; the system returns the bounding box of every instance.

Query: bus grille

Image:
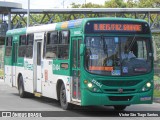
[108,96,133,101]
[99,80,141,87]
[104,89,135,93]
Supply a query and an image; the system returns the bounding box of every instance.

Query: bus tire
[60,83,73,110]
[114,105,127,111]
[18,75,34,98]
[18,76,28,98]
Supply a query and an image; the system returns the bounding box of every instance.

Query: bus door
[12,37,18,87]
[33,33,44,93]
[71,37,82,101]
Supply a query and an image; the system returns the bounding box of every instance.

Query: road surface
[0,79,160,119]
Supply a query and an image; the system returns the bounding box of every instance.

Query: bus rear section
[79,19,154,110]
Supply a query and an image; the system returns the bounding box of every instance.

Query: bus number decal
[53,64,60,71]
[24,61,33,71]
[92,79,102,88]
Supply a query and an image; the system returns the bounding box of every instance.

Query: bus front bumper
[81,89,153,106]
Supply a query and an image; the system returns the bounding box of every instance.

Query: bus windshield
[85,36,152,76]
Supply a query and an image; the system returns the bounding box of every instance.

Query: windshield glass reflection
[85,36,152,76]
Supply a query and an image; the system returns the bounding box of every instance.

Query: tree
[126,0,138,8]
[70,3,81,8]
[137,0,160,8]
[71,2,103,8]
[81,2,104,8]
[105,0,126,8]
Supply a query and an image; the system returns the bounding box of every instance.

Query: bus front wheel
[114,105,127,111]
[60,83,73,110]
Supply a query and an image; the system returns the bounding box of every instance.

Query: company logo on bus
[94,23,142,32]
[118,88,124,93]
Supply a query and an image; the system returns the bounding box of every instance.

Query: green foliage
[137,0,160,8]
[154,90,160,97]
[153,34,160,66]
[154,75,160,81]
[70,0,160,8]
[0,69,3,77]
[154,75,160,98]
[70,3,81,8]
[81,2,104,8]
[105,0,126,8]
[126,0,138,8]
[71,2,103,8]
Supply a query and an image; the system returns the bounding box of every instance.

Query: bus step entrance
[34,92,42,97]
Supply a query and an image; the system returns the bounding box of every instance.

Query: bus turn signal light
[84,80,88,84]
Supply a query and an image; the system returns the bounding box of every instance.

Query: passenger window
[58,31,69,59]
[5,37,12,56]
[47,32,58,44]
[18,35,26,57]
[26,34,34,58]
[45,31,58,59]
[6,37,12,46]
[44,31,70,60]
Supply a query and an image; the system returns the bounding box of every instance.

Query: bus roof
[6,17,148,36]
[6,28,26,36]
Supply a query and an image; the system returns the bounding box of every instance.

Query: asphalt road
[0,79,160,119]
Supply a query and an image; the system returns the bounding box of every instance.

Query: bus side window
[5,37,12,56]
[18,35,26,57]
[58,30,69,59]
[137,40,147,59]
[45,31,58,59]
[26,34,34,58]
[47,31,58,44]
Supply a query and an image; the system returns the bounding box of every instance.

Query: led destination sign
[94,23,142,32]
[85,20,150,34]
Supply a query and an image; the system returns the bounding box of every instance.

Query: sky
[0,0,107,9]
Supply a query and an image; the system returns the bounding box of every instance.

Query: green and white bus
[4,17,154,110]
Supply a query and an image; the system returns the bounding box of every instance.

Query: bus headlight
[142,82,152,92]
[84,80,102,93]
[88,83,93,88]
[146,82,151,88]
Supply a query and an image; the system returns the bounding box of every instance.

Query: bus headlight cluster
[146,82,151,88]
[142,82,152,92]
[87,83,93,88]
[84,80,102,93]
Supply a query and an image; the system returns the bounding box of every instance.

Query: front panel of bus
[80,20,154,106]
